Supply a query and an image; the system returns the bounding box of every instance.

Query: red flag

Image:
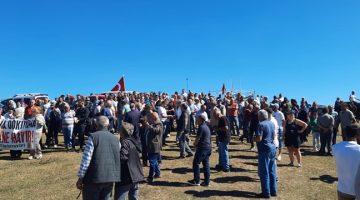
[222,83,226,95]
[111,76,126,92]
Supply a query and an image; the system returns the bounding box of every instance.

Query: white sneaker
[28,156,34,160]
[277,155,282,161]
[54,145,58,148]
[35,154,42,159]
[297,163,302,167]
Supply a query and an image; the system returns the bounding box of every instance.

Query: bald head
[150,112,160,123]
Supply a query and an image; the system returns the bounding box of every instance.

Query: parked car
[0,93,49,112]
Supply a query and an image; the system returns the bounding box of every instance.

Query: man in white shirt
[272,104,285,161]
[157,101,174,146]
[350,91,360,103]
[333,125,360,200]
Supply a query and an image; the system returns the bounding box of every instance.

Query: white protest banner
[0,118,37,150]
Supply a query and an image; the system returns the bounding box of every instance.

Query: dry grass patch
[0,133,338,200]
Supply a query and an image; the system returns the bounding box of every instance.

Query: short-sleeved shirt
[197,123,212,150]
[273,111,285,130]
[317,113,334,129]
[333,141,360,196]
[157,106,167,122]
[339,109,355,128]
[255,120,276,152]
[217,116,231,143]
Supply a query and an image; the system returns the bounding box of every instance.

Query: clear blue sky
[0,1,359,105]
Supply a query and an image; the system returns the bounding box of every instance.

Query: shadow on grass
[231,154,257,160]
[229,166,257,173]
[162,167,192,174]
[161,155,179,161]
[310,175,338,184]
[0,156,27,161]
[213,176,258,183]
[151,181,189,187]
[243,162,258,167]
[301,149,320,156]
[185,190,258,198]
[41,148,70,154]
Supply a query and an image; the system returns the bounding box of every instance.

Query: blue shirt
[196,122,212,150]
[255,120,276,152]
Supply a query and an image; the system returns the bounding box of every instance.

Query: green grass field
[0,132,338,200]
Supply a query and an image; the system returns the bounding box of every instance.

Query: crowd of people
[0,89,359,200]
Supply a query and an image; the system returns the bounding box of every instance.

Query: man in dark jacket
[145,112,163,183]
[76,116,121,200]
[115,122,144,200]
[214,111,231,172]
[73,100,90,151]
[124,103,141,142]
[46,103,61,148]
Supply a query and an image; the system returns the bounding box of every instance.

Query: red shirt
[227,103,238,117]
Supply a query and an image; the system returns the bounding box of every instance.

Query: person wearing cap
[76,116,121,200]
[272,104,285,161]
[255,109,277,198]
[333,125,360,200]
[188,113,212,187]
[284,111,308,167]
[115,122,144,200]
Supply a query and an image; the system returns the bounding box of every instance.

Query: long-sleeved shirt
[77,137,121,179]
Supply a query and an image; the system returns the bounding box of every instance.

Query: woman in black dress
[284,111,308,167]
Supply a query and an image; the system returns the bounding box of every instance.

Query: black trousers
[47,122,59,145]
[332,127,338,145]
[320,130,333,154]
[73,124,86,148]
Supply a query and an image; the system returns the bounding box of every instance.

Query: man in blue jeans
[255,110,277,199]
[188,113,212,186]
[145,112,163,183]
[214,111,231,172]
